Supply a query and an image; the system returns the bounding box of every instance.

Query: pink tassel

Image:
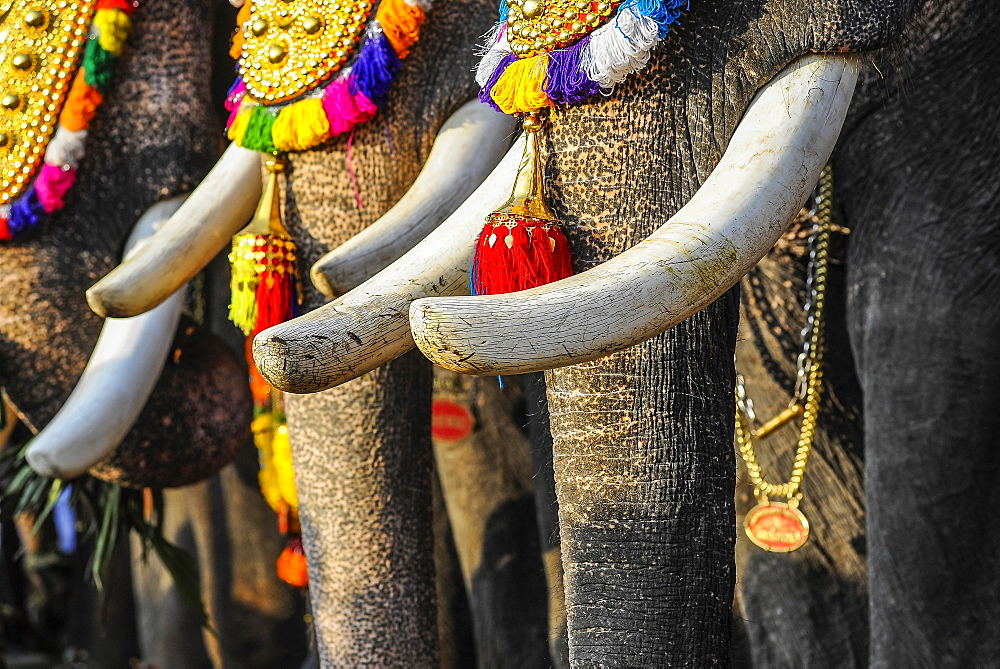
[35,164,77,213]
[322,78,378,137]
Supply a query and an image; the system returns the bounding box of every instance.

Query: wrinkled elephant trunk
[286,353,439,666]
[546,298,739,663]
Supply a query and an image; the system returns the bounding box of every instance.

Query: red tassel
[472,214,573,296]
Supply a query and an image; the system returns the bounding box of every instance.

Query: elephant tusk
[26,195,189,480]
[86,143,262,318]
[409,53,861,374]
[252,134,526,393]
[311,99,517,297]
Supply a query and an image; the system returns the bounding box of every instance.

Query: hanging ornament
[472,112,572,295]
[229,153,301,335]
[470,0,689,293]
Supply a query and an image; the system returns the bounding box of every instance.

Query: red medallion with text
[744,501,810,552]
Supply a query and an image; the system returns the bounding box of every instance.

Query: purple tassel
[54,486,77,555]
[546,37,601,106]
[478,53,517,112]
[349,33,401,104]
[7,187,47,237]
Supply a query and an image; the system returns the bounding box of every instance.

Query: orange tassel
[376,0,426,58]
[59,73,104,131]
[230,1,253,60]
[276,535,309,588]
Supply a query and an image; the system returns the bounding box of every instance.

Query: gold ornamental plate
[507,0,619,57]
[239,0,374,105]
[744,501,810,552]
[1,0,96,205]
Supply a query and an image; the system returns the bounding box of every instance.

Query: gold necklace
[735,166,832,553]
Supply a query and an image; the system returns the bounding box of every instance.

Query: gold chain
[736,166,832,504]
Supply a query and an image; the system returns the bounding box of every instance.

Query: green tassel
[83,38,116,94]
[242,106,279,154]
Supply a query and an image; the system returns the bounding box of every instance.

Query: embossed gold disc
[239,0,374,105]
[506,0,618,57]
[744,501,810,552]
[1,0,97,205]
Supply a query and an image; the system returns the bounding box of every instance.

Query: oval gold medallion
[507,0,619,57]
[744,501,810,552]
[1,0,97,205]
[239,0,374,105]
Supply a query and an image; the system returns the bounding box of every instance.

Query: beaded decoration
[468,0,688,296]
[224,0,432,336]
[0,0,138,241]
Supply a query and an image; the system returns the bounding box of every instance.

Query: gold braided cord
[736,166,832,502]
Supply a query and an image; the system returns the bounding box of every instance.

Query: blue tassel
[349,33,402,104]
[7,187,47,238]
[626,0,686,38]
[498,0,509,22]
[54,486,77,555]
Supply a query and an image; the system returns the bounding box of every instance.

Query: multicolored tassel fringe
[0,0,137,241]
[228,154,301,336]
[475,0,688,115]
[472,123,573,296]
[249,346,307,589]
[225,0,431,155]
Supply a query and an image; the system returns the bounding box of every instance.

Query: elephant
[735,2,999,665]
[1,0,310,663]
[230,0,990,665]
[86,0,570,664]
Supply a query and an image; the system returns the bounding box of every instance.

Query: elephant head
[0,0,251,488]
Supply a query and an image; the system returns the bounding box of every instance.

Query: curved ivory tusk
[311,100,517,297]
[252,134,526,393]
[86,143,262,318]
[26,195,190,479]
[410,53,860,375]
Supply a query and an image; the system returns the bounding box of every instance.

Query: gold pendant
[744,500,809,552]
[1,0,97,205]
[238,0,374,104]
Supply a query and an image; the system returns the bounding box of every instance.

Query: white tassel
[0,205,10,220]
[581,7,659,90]
[404,0,433,11]
[44,126,88,170]
[475,36,512,88]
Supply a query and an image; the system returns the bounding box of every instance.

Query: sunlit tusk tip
[251,326,337,395]
[24,451,68,480]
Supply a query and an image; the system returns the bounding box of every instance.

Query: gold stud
[302,16,322,33]
[251,18,268,36]
[268,44,286,63]
[12,53,34,70]
[522,0,542,18]
[2,93,22,110]
[24,9,46,27]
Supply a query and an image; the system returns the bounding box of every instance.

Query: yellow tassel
[490,53,554,115]
[272,424,299,511]
[272,98,330,153]
[252,413,284,513]
[227,104,253,144]
[376,0,426,59]
[94,8,132,57]
[228,233,261,335]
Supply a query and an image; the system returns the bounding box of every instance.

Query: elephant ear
[251,53,860,392]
